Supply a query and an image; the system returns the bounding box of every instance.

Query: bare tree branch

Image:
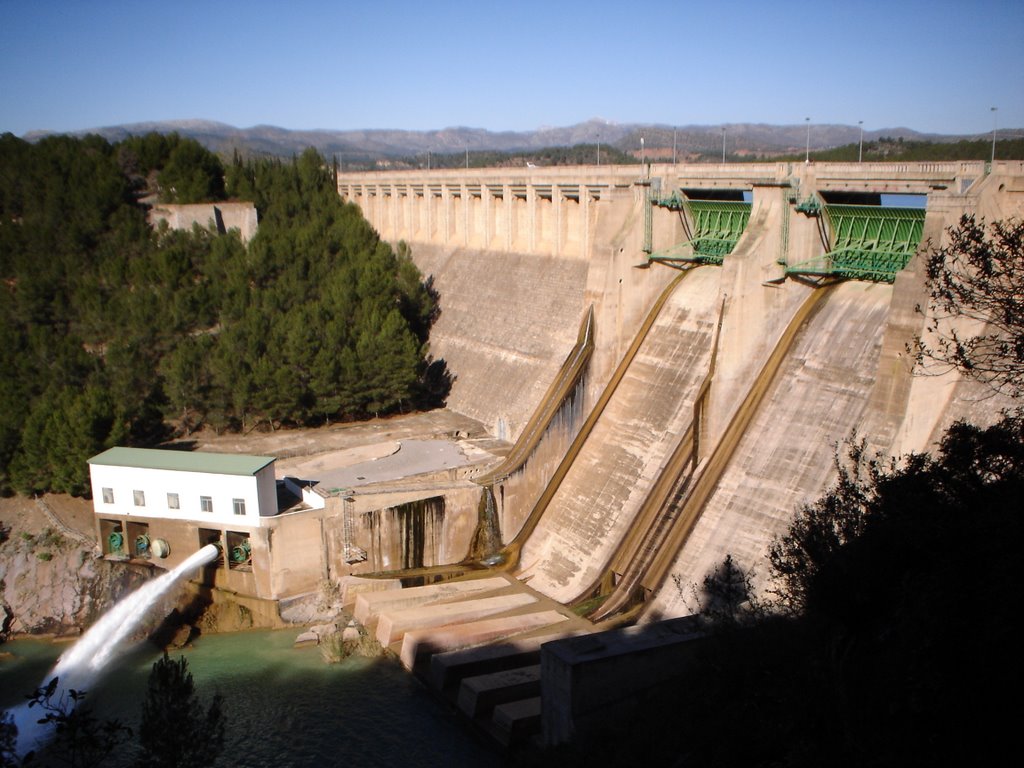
[914,215,1024,399]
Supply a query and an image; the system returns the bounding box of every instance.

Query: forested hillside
[0,133,442,497]
[778,136,1024,163]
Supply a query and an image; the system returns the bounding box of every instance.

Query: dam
[330,159,1022,739]
[82,159,1022,746]
[337,159,1022,603]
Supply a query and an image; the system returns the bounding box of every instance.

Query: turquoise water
[1,631,502,767]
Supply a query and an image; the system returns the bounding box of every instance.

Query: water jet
[10,544,220,756]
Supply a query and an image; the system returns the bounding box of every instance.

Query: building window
[232,498,246,516]
[133,490,145,507]
[200,496,213,513]
[167,493,179,510]
[102,487,114,504]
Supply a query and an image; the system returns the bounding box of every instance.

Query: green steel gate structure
[648,193,752,266]
[786,203,925,283]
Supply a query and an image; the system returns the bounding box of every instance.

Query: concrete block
[457,664,541,719]
[340,575,402,608]
[376,592,537,646]
[400,610,569,672]
[428,623,576,690]
[492,696,542,746]
[354,576,509,625]
[541,616,703,746]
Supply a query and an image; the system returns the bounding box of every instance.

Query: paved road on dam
[282,439,486,491]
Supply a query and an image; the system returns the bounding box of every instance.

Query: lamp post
[597,134,600,166]
[991,107,998,164]
[673,128,677,165]
[805,117,811,164]
[858,120,864,163]
[722,126,726,163]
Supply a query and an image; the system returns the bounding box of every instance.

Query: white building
[88,447,278,528]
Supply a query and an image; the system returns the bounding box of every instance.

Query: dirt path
[171,409,499,460]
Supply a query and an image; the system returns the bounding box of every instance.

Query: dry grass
[318,630,383,664]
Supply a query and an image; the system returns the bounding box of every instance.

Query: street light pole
[596,134,600,166]
[673,128,677,165]
[722,126,726,163]
[858,120,864,163]
[991,107,998,164]
[805,117,811,164]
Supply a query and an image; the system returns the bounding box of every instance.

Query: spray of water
[10,543,220,755]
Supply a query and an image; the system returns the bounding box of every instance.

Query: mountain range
[22,118,1021,162]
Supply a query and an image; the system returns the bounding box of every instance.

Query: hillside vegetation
[388,143,638,170]
[771,136,1024,163]
[383,136,1024,170]
[0,133,443,497]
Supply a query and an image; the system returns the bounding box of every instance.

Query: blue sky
[1,0,1021,137]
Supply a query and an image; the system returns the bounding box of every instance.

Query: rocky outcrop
[0,495,297,644]
[0,530,152,638]
[0,497,153,640]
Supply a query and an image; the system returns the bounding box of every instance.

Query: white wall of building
[89,463,276,529]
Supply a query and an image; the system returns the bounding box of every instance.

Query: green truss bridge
[785,201,925,283]
[646,190,925,284]
[646,192,752,266]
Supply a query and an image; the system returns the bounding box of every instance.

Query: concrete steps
[421,627,584,745]
[429,627,578,693]
[400,609,569,671]
[376,592,538,646]
[457,665,544,747]
[458,664,541,718]
[355,575,591,748]
[354,576,509,628]
[492,696,542,746]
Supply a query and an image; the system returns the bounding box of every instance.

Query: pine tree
[134,654,224,768]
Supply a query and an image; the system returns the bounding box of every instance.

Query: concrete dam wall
[649,280,893,617]
[340,160,1024,616]
[408,243,588,441]
[516,266,721,602]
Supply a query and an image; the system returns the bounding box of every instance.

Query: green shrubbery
[0,133,445,496]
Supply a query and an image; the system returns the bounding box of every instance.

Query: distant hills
[21,118,1023,164]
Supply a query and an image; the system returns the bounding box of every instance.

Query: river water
[0,630,501,767]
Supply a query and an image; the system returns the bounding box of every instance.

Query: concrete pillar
[388,185,399,240]
[369,187,381,235]
[566,189,580,258]
[482,186,493,249]
[507,193,517,250]
[403,185,413,239]
[427,188,437,242]
[441,185,453,244]
[553,187,564,256]
[387,185,397,238]
[527,184,537,253]
[413,188,423,239]
[581,187,592,260]
[391,185,402,239]
[358,189,370,231]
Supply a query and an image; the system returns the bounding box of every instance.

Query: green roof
[88,447,275,476]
